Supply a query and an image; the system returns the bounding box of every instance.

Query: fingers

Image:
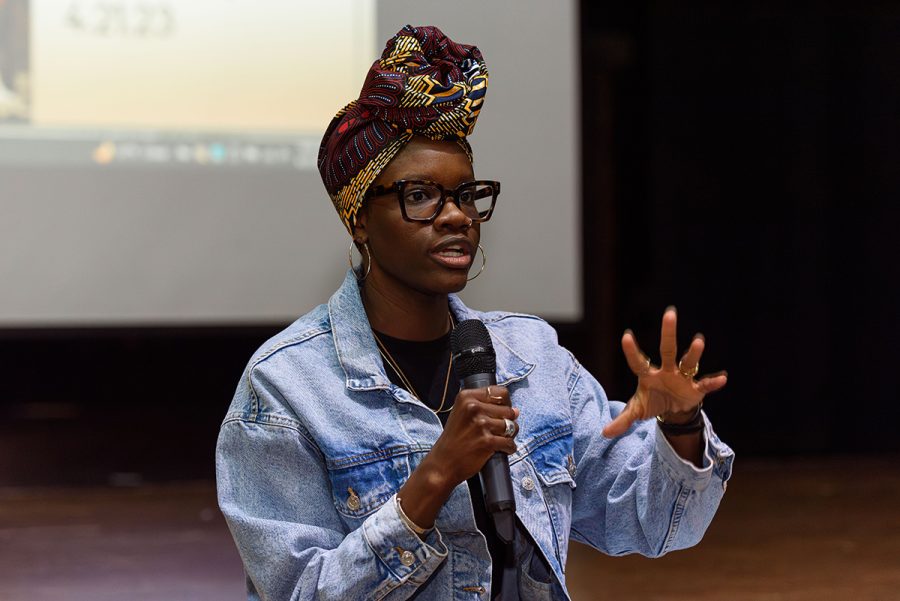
[659,306,678,369]
[470,414,518,447]
[473,415,518,455]
[435,386,521,483]
[485,416,519,438]
[477,388,518,453]
[601,399,640,438]
[458,393,518,420]
[697,372,728,395]
[482,385,510,406]
[621,330,652,376]
[492,435,519,455]
[679,333,705,375]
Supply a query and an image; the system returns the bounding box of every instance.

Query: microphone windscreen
[451,319,496,379]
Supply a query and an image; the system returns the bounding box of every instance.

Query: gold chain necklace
[372,313,456,414]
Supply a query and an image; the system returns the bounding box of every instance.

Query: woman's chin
[438,270,472,294]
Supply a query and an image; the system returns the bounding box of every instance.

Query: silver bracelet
[395,496,431,535]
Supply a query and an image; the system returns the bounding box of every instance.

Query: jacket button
[399,549,415,567]
[346,487,361,511]
[521,476,535,491]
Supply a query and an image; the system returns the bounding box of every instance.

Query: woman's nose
[433,194,472,230]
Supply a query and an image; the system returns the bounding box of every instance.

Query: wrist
[396,496,431,535]
[659,404,702,425]
[657,403,704,435]
[417,454,455,497]
[397,455,455,531]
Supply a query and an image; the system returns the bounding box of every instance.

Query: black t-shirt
[373,328,506,594]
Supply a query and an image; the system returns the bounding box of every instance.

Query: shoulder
[471,308,587,442]
[226,303,338,419]
[249,303,333,369]
[468,307,580,384]
[475,308,566,356]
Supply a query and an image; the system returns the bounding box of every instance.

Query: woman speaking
[216,25,734,601]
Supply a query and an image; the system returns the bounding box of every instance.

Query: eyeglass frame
[365,179,501,224]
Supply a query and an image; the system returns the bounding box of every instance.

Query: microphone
[451,319,516,544]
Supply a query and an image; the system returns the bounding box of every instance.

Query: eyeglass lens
[401,182,496,221]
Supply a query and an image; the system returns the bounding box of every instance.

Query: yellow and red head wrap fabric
[317,25,489,233]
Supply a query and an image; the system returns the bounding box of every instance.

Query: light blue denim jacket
[216,270,734,601]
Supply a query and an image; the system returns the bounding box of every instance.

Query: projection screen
[0,0,580,326]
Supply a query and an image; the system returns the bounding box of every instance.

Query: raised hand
[602,307,727,438]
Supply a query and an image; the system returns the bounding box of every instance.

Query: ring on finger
[488,385,504,402]
[678,359,699,379]
[502,418,517,438]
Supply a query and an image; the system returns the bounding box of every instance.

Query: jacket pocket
[327,451,411,522]
[519,544,555,600]
[526,431,576,569]
[528,430,577,489]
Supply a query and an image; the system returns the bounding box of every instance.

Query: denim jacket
[216,270,734,601]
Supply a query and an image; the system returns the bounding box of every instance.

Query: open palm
[602,307,728,438]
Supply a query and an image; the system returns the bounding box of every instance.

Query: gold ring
[487,385,504,402]
[678,359,699,379]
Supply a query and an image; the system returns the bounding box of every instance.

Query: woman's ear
[352,206,369,244]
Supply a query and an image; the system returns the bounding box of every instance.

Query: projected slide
[0,0,376,169]
[0,1,580,326]
[0,0,28,121]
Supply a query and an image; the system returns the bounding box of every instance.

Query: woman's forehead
[377,138,474,185]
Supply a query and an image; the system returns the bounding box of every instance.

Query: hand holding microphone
[450,319,518,544]
[430,384,519,488]
[396,320,519,539]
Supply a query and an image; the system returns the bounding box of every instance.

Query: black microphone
[451,319,516,544]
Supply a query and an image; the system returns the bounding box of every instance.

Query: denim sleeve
[216,415,448,601]
[567,364,734,557]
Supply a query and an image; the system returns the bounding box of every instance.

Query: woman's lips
[430,248,472,269]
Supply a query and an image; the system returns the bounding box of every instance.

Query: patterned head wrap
[317,25,488,233]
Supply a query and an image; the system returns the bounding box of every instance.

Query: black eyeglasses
[366,179,500,223]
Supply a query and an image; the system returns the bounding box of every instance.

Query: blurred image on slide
[0,0,29,122]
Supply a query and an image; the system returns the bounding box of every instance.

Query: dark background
[2,0,898,487]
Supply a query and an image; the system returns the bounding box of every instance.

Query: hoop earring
[467,244,487,281]
[348,239,372,281]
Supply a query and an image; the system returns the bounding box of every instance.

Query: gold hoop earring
[467,244,486,281]
[348,239,372,281]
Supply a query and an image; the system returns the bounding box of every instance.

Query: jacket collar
[328,269,534,392]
